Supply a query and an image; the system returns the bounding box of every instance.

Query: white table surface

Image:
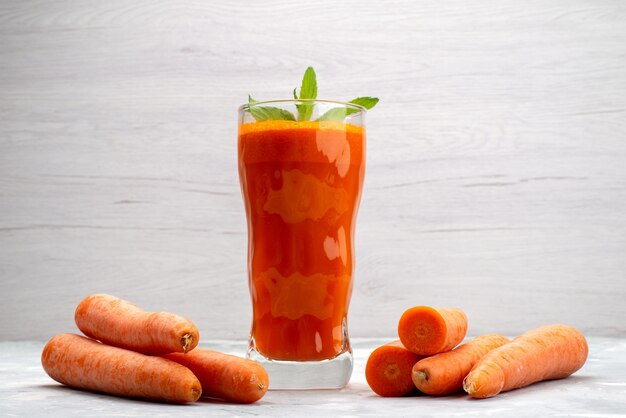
[2,338,625,417]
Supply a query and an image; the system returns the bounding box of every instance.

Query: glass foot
[247,346,353,390]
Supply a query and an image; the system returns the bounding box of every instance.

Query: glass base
[247,346,353,390]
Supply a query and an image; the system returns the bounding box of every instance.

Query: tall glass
[238,100,366,389]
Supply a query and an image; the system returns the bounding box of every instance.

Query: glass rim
[238,99,367,113]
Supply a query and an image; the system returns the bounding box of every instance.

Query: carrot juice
[238,120,365,362]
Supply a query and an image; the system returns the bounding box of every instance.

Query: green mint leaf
[248,95,296,121]
[299,67,317,100]
[296,66,317,121]
[349,96,379,110]
[317,96,379,121]
[293,88,298,99]
[317,108,348,121]
[249,105,296,121]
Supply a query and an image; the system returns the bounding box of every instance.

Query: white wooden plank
[1,0,625,340]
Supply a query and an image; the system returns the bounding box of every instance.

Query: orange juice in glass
[238,100,367,388]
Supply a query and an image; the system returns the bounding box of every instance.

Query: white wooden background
[1,1,625,341]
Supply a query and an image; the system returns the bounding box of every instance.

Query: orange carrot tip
[75,294,199,355]
[398,306,468,356]
[41,333,201,403]
[163,349,269,404]
[463,324,588,398]
[412,334,510,395]
[365,340,424,397]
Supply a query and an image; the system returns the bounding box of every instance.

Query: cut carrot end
[365,341,422,397]
[191,387,202,402]
[181,333,194,353]
[398,306,447,355]
[462,377,474,395]
[463,363,505,399]
[383,364,401,380]
[413,370,428,384]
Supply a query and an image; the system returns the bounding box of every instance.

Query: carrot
[398,306,468,355]
[463,324,588,398]
[163,349,269,404]
[75,294,199,355]
[412,334,510,395]
[41,333,202,403]
[365,340,424,397]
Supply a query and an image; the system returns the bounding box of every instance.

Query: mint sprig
[246,67,378,122]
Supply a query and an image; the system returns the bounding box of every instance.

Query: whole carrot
[463,324,588,398]
[365,340,424,397]
[75,294,199,355]
[398,306,468,355]
[41,333,202,403]
[163,349,269,404]
[412,334,510,395]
